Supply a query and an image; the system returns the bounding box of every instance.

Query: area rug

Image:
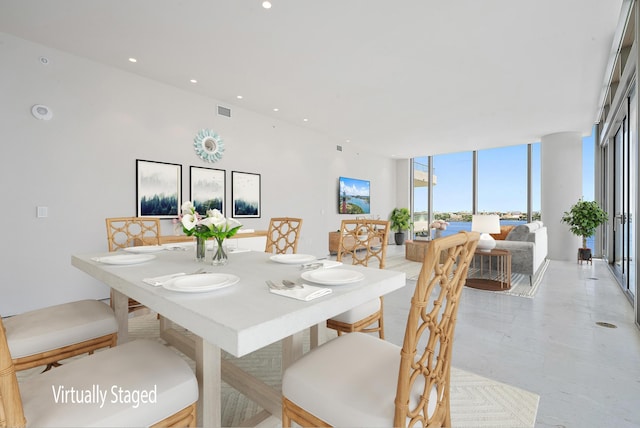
[384,253,549,299]
[384,253,424,279]
[18,315,539,427]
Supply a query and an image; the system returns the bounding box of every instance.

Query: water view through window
[412,143,541,239]
[412,137,598,249]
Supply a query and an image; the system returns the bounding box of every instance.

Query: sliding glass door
[610,90,636,300]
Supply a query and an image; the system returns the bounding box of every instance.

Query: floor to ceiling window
[583,129,597,252]
[477,145,528,221]
[411,144,540,239]
[431,151,473,236]
[412,157,431,237]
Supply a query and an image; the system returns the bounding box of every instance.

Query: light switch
[36,206,48,218]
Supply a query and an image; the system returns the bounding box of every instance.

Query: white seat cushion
[4,300,118,358]
[20,339,198,427]
[283,332,399,427]
[328,297,380,324]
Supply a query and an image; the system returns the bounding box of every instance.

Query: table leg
[281,331,304,370]
[111,289,129,344]
[310,322,327,349]
[196,337,221,428]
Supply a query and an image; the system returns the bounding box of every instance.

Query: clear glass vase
[212,237,228,266]
[195,235,207,262]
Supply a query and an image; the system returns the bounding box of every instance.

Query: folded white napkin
[319,260,342,268]
[142,273,186,286]
[302,260,342,269]
[269,284,332,301]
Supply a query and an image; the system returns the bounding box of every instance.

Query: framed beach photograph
[338,176,370,214]
[190,166,226,215]
[232,171,261,218]
[136,159,182,218]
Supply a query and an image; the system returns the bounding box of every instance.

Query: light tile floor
[381,246,640,427]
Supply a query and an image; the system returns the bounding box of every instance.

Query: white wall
[0,33,399,316]
[541,132,583,261]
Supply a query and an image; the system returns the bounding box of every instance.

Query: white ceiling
[0,0,626,158]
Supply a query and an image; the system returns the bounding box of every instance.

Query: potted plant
[390,208,411,245]
[561,199,608,262]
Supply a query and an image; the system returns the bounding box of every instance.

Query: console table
[328,231,382,255]
[466,248,511,291]
[405,239,430,262]
[160,231,268,252]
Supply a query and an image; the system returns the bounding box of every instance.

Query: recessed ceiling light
[128,58,137,63]
[237,95,243,99]
[262,1,272,9]
[346,139,351,143]
[190,79,198,84]
[303,118,308,122]
[273,108,279,112]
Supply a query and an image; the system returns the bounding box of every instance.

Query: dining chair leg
[282,406,292,428]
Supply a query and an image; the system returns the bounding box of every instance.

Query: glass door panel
[613,124,625,281]
[611,92,636,299]
[628,87,636,298]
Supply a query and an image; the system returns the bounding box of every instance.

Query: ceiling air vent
[217,105,232,118]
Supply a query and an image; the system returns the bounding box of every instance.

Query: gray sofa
[494,221,548,284]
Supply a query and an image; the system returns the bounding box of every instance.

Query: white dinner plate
[301,268,365,285]
[163,273,240,293]
[270,254,317,264]
[123,245,165,254]
[92,254,157,265]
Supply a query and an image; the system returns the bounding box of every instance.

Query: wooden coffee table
[466,248,511,291]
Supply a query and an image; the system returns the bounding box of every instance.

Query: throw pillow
[490,225,515,240]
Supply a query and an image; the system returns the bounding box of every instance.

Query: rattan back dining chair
[264,217,303,254]
[326,219,389,339]
[105,217,161,313]
[105,217,162,251]
[0,315,198,428]
[4,300,118,372]
[282,231,480,427]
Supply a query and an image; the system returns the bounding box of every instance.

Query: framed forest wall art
[190,166,226,215]
[232,171,261,218]
[136,159,182,218]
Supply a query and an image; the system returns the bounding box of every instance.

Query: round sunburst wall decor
[194,129,224,162]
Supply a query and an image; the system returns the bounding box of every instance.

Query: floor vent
[217,105,231,118]
[588,277,600,280]
[596,321,617,328]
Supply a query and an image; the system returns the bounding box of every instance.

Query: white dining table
[71,249,406,427]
